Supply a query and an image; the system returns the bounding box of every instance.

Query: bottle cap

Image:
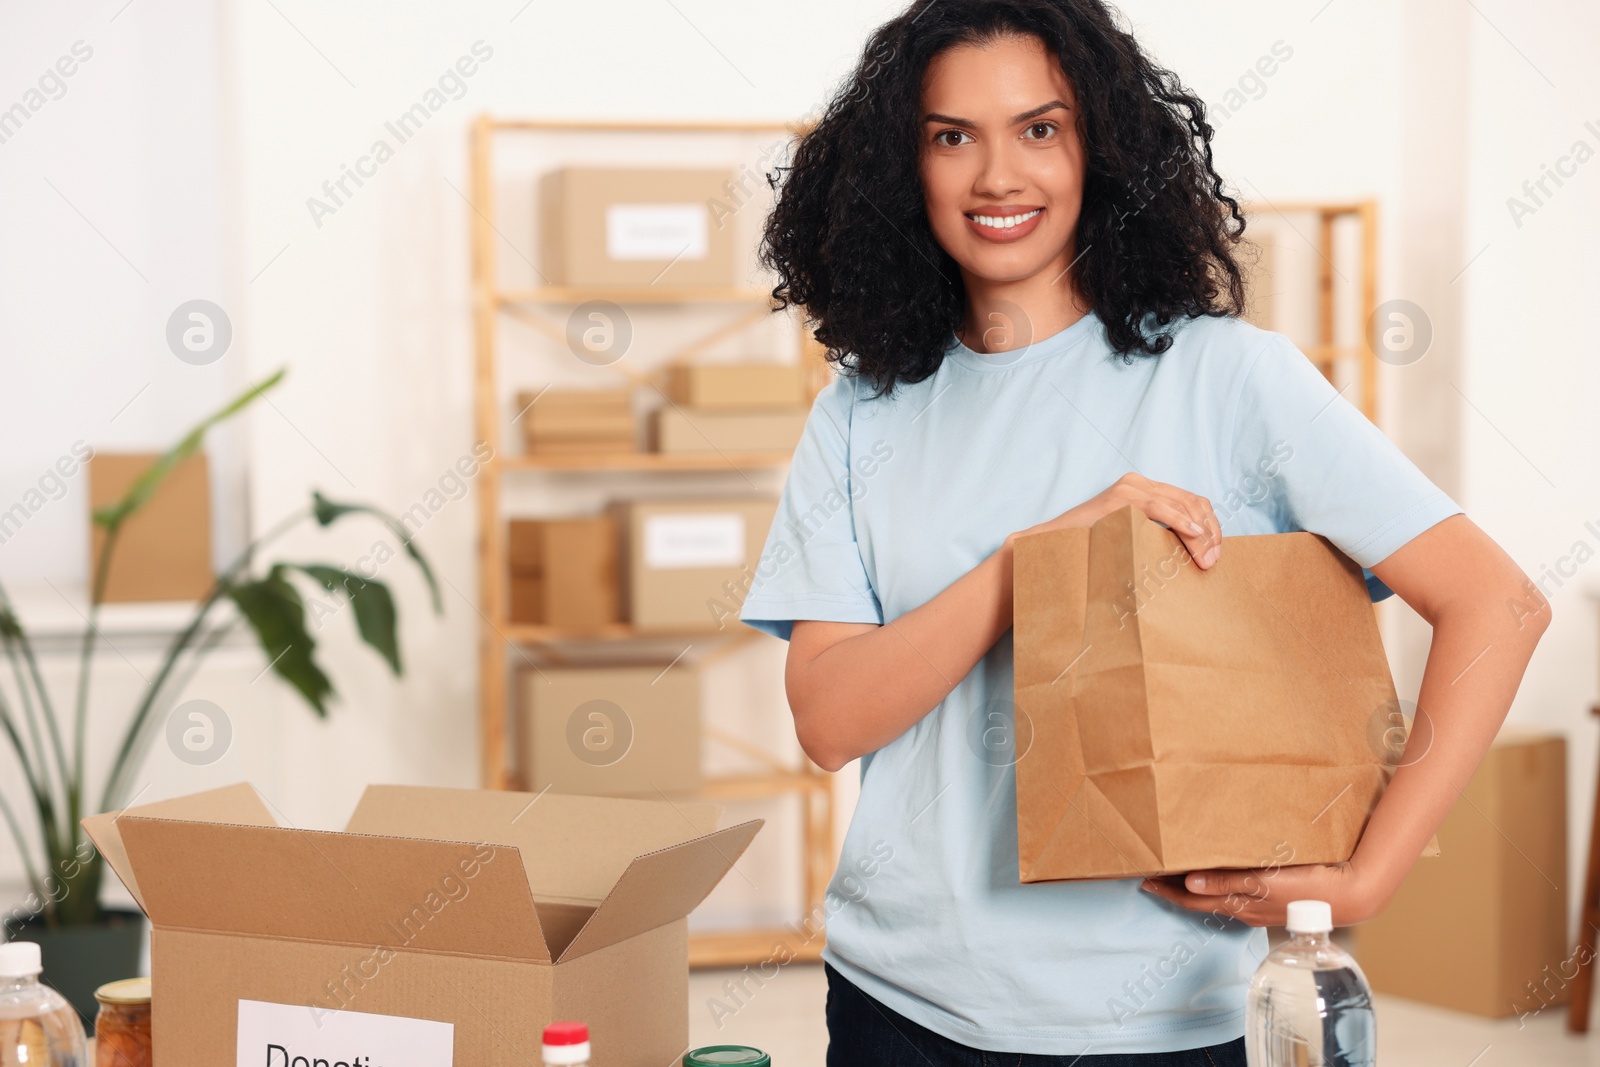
[0,942,43,978]
[1285,899,1333,934]
[542,1021,590,1065]
[685,1047,772,1066]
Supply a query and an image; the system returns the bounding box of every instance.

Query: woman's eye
[936,129,970,147]
[1025,121,1057,140]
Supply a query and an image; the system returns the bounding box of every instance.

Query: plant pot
[9,907,146,1027]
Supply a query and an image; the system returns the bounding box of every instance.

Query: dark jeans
[824,962,1247,1067]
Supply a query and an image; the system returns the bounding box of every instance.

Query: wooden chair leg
[1566,705,1600,1031]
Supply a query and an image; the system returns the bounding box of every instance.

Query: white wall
[1455,0,1600,920]
[2,0,1593,941]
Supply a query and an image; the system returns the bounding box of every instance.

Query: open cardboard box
[82,782,762,1066]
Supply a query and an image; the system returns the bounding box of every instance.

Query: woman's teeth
[969,209,1041,230]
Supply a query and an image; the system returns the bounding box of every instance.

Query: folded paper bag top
[1012,505,1414,882]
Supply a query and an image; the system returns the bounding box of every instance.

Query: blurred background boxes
[88,452,212,603]
[507,516,619,628]
[652,408,807,454]
[518,662,702,795]
[663,363,803,409]
[539,167,737,288]
[612,498,777,632]
[518,388,635,455]
[1353,732,1569,1017]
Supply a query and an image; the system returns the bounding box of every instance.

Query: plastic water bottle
[1245,900,1375,1066]
[0,942,87,1067]
[542,1020,590,1066]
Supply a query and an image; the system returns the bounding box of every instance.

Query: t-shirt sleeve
[738,372,884,641]
[1228,332,1464,602]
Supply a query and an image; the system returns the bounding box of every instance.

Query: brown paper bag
[1013,505,1404,882]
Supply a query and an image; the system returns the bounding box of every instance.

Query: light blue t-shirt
[738,310,1461,1055]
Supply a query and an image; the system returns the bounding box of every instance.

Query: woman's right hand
[1006,471,1223,569]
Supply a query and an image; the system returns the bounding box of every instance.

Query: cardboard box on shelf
[611,498,777,632]
[82,782,761,1067]
[1354,732,1568,1018]
[507,517,619,628]
[88,452,213,602]
[652,407,807,455]
[517,389,636,455]
[519,663,701,796]
[1013,505,1417,881]
[539,167,737,289]
[663,363,803,410]
[1239,233,1276,330]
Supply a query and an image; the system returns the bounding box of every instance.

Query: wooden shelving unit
[1240,199,1380,422]
[468,115,835,968]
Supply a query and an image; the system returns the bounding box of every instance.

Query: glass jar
[93,977,151,1067]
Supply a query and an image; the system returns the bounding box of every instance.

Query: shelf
[472,115,836,970]
[692,770,831,801]
[501,450,793,473]
[690,928,825,969]
[503,622,755,644]
[497,287,776,307]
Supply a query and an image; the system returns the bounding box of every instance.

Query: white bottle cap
[1285,899,1333,934]
[0,942,43,978]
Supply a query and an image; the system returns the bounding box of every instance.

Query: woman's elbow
[792,708,852,772]
[1504,570,1553,641]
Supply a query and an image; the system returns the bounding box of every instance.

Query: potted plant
[0,368,441,1021]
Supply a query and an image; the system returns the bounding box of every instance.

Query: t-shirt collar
[944,309,1101,371]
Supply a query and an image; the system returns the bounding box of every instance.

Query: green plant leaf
[310,491,442,614]
[94,368,287,529]
[225,566,333,716]
[286,564,402,675]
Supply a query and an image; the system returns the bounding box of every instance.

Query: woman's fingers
[1137,494,1220,569]
[1176,490,1222,567]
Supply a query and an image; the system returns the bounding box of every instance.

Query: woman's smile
[964,205,1045,242]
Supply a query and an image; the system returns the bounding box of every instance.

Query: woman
[740,1,1549,1064]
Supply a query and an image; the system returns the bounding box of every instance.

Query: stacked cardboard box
[519,662,701,796]
[507,517,619,628]
[611,497,777,632]
[82,783,761,1066]
[653,363,807,454]
[88,452,213,602]
[518,389,635,456]
[1353,731,1568,1018]
[540,167,737,288]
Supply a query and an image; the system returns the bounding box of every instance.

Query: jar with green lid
[684,1047,770,1066]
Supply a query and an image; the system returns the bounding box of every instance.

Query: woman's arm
[1141,513,1552,924]
[786,473,1222,771]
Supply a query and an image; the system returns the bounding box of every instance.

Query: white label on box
[606,203,709,261]
[644,513,745,569]
[237,998,453,1067]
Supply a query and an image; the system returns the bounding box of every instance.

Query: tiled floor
[689,963,1600,1065]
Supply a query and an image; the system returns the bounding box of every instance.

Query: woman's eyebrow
[921,99,1070,128]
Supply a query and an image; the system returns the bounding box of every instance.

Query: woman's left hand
[1138,862,1382,928]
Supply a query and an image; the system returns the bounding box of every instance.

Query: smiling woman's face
[918,33,1086,289]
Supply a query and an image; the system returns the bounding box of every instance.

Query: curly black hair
[758,0,1248,398]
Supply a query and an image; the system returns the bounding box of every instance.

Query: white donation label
[644,513,745,569]
[237,998,453,1067]
[606,203,709,261]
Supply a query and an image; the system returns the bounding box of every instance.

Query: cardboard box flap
[345,785,722,904]
[118,816,552,961]
[80,783,277,914]
[559,819,763,962]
